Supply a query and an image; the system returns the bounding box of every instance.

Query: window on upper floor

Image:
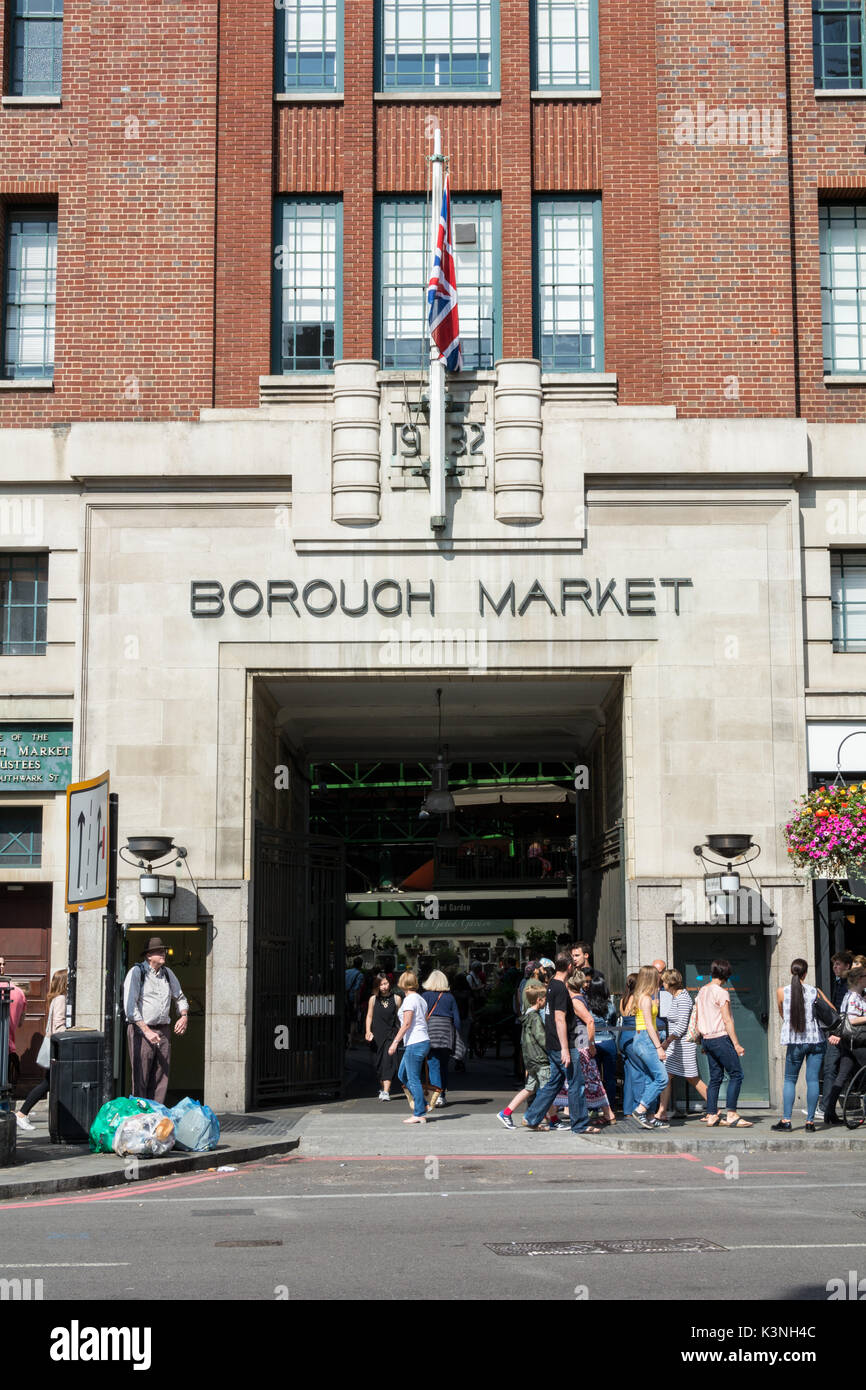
[820,203,866,374]
[380,0,497,90]
[813,0,865,89]
[2,210,56,380]
[831,551,866,652]
[0,808,42,866]
[272,199,341,372]
[276,0,342,92]
[0,553,48,656]
[377,196,500,369]
[532,0,597,90]
[534,196,602,372]
[9,0,63,97]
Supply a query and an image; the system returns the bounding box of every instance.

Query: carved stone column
[493,359,543,523]
[331,360,381,525]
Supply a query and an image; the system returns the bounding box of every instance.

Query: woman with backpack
[771,958,831,1133]
[15,968,67,1131]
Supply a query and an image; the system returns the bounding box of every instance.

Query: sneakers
[435,1096,444,1107]
[378,1090,391,1101]
[649,1117,670,1130]
[546,1118,566,1131]
[15,1111,35,1131]
[497,1110,515,1129]
[630,1112,654,1130]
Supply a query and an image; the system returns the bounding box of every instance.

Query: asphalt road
[2,1148,866,1303]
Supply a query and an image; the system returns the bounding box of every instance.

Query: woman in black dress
[365,973,403,1100]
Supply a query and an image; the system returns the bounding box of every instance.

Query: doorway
[122,926,207,1105]
[674,927,770,1107]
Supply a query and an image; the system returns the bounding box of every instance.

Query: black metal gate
[252,824,345,1105]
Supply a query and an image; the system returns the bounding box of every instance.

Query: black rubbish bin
[49,1029,105,1144]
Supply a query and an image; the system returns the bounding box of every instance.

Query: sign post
[65,772,119,1103]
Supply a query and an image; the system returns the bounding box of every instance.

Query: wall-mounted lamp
[120,836,188,926]
[138,874,176,925]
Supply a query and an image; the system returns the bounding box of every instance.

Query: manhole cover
[485,1238,726,1257]
[214,1240,283,1248]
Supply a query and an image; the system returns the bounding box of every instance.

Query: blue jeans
[593,1035,618,1107]
[620,1030,639,1114]
[783,1041,826,1122]
[631,1032,669,1112]
[525,1047,590,1133]
[426,1046,450,1095]
[703,1035,744,1116]
[398,1041,431,1116]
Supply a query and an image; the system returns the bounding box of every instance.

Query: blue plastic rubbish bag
[169,1097,220,1152]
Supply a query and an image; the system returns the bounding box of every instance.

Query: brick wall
[0,0,218,426]
[1,2,864,422]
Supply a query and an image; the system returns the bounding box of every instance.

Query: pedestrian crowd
[346,940,866,1131]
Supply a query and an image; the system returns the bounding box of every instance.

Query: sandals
[705,1115,721,1127]
[723,1116,753,1128]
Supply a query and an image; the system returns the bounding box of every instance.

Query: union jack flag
[427,174,462,372]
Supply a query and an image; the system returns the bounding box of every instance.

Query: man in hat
[122,937,189,1103]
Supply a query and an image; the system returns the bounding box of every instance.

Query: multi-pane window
[0,809,42,867]
[0,554,48,656]
[273,200,341,372]
[832,552,866,652]
[2,211,57,379]
[381,0,496,88]
[378,198,500,369]
[813,0,864,88]
[535,198,602,372]
[533,0,596,89]
[820,203,866,373]
[277,0,341,91]
[10,0,63,97]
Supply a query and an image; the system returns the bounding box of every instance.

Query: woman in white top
[771,958,830,1133]
[15,968,67,1131]
[388,971,430,1123]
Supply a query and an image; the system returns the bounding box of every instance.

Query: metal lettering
[190,580,224,618]
[372,579,403,616]
[267,581,300,617]
[339,580,369,617]
[303,580,338,617]
[479,581,516,617]
[560,579,593,616]
[596,578,624,616]
[406,581,435,616]
[660,578,693,615]
[228,581,263,617]
[625,578,656,616]
[518,581,557,617]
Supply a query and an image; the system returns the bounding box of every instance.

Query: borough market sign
[0,726,73,789]
[190,577,694,620]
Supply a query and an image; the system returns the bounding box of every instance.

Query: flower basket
[784,781,866,879]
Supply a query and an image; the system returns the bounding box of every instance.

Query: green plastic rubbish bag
[89,1096,155,1154]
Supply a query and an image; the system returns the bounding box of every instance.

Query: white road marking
[0,1262,130,1268]
[47,1179,866,1204]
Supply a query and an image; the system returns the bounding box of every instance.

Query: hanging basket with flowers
[784,780,866,879]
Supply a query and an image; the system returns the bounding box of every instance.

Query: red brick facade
[1,1,865,422]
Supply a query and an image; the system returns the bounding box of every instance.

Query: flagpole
[429,127,446,532]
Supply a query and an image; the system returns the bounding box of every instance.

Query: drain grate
[485,1237,726,1257]
[214,1239,283,1248]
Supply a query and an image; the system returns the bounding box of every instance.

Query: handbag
[36,1034,51,1069]
[685,1002,701,1045]
[813,993,838,1031]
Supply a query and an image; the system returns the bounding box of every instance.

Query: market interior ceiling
[264,676,619,761]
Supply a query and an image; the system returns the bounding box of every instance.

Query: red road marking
[284,1152,696,1164]
[0,1168,240,1212]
